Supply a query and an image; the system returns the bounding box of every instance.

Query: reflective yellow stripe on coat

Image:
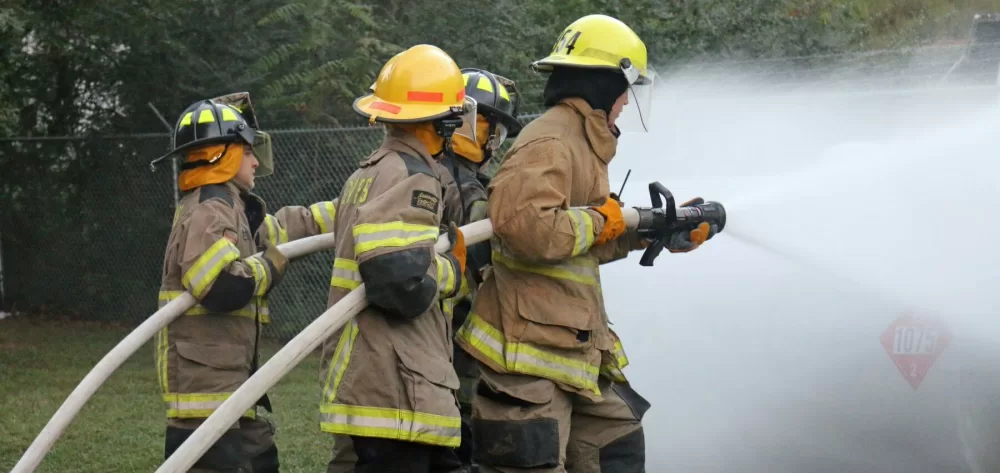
[565,208,596,256]
[319,404,462,447]
[317,318,459,446]
[352,221,438,256]
[330,258,361,290]
[456,313,601,395]
[182,238,241,298]
[311,201,337,234]
[601,339,630,383]
[158,291,271,324]
[263,215,289,246]
[435,254,459,297]
[491,247,599,287]
[162,392,256,419]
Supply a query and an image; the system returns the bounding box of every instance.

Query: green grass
[0,317,332,473]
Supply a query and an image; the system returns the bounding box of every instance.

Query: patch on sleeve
[223,228,239,244]
[411,190,440,214]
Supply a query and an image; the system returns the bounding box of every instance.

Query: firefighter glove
[681,196,705,207]
[591,196,626,245]
[667,222,718,253]
[447,222,467,276]
[261,242,289,292]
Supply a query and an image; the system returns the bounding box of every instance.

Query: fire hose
[155,182,726,473]
[9,233,338,473]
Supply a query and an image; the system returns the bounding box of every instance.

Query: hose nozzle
[633,181,727,266]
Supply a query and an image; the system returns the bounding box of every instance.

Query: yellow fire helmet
[354,44,477,143]
[531,14,657,132]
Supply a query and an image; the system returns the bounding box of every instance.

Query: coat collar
[384,126,434,161]
[363,126,438,170]
[558,97,617,164]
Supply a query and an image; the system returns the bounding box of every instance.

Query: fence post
[0,220,5,309]
[148,103,179,207]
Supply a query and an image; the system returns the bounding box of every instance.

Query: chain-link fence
[2,41,999,339]
[0,122,544,340]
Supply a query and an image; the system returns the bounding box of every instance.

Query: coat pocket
[476,367,555,407]
[174,341,250,394]
[395,345,461,414]
[513,290,601,351]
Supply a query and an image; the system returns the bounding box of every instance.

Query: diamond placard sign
[880,313,950,390]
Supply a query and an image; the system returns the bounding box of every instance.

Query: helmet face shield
[252,130,275,177]
[452,96,478,145]
[616,61,657,133]
[486,122,508,151]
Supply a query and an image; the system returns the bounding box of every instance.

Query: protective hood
[178,143,243,192]
[542,67,629,117]
[390,122,445,157]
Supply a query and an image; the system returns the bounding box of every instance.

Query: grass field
[1,317,333,472]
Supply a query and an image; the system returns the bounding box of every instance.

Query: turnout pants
[471,366,650,473]
[327,436,464,473]
[326,435,359,473]
[165,416,279,473]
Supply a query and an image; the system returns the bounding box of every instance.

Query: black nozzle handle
[648,181,676,223]
[636,181,677,267]
[639,235,666,267]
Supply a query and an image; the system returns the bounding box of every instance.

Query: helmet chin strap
[433,115,470,225]
[443,140,468,225]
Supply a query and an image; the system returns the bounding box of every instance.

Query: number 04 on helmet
[531,14,656,132]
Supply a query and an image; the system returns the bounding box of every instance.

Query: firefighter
[318,44,472,473]
[152,92,337,473]
[454,14,716,472]
[439,67,522,469]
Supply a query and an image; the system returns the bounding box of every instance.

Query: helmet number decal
[553,30,582,55]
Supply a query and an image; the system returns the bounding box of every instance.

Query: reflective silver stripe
[330,258,361,290]
[164,394,227,412]
[246,256,270,296]
[436,254,457,296]
[264,215,288,245]
[469,200,488,222]
[319,404,461,447]
[602,364,627,383]
[158,291,264,319]
[311,201,337,234]
[182,238,241,297]
[255,298,270,317]
[504,343,599,393]
[566,208,596,256]
[491,248,599,286]
[457,314,600,394]
[456,314,505,367]
[163,393,256,419]
[352,222,438,256]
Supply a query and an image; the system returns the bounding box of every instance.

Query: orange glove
[447,222,467,275]
[667,222,717,253]
[591,196,627,245]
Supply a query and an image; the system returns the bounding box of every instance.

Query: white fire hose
[156,209,643,473]
[10,233,338,473]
